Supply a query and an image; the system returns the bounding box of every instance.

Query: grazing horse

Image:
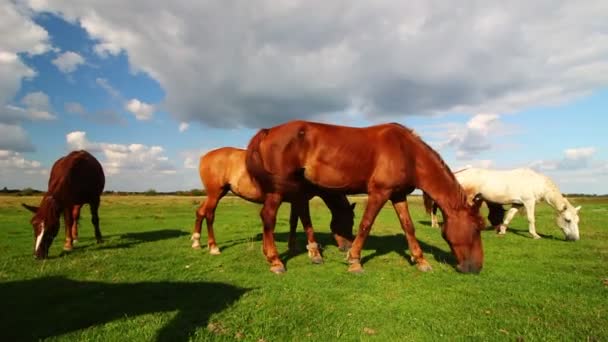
[426,168,580,240]
[246,120,485,274]
[192,147,355,263]
[22,150,105,259]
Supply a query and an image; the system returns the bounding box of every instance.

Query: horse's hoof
[416,262,432,272]
[96,239,104,244]
[270,265,286,274]
[209,246,221,255]
[311,256,324,264]
[63,245,73,252]
[191,243,202,249]
[532,235,542,240]
[72,239,78,244]
[348,262,364,273]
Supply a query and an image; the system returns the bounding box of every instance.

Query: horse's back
[199,147,262,201]
[49,150,105,204]
[258,121,420,192]
[457,168,546,203]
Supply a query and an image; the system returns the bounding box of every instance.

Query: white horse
[427,168,581,240]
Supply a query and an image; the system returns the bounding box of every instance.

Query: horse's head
[441,194,485,274]
[556,204,581,241]
[22,197,61,259]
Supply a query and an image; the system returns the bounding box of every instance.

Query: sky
[1,1,607,194]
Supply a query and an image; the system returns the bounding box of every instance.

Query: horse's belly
[303,165,364,191]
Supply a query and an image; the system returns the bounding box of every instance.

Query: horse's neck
[542,185,568,211]
[416,156,466,215]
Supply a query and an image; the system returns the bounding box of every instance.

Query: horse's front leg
[260,193,285,273]
[347,190,389,273]
[499,206,520,235]
[523,200,541,239]
[392,197,432,272]
[71,205,81,243]
[63,207,74,251]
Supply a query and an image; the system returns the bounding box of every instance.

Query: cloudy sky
[1,1,607,193]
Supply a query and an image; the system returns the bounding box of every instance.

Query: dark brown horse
[192,147,355,264]
[22,150,105,259]
[246,120,485,273]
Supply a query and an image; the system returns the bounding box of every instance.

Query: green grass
[1,195,606,341]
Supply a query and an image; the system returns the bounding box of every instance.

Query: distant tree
[144,189,158,196]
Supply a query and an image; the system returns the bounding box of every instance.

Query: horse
[22,150,105,259]
[425,168,580,240]
[245,120,485,274]
[192,147,355,264]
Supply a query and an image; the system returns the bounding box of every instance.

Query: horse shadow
[0,276,249,342]
[265,231,456,270]
[64,229,190,255]
[505,227,558,240]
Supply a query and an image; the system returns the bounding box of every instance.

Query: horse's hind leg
[287,203,298,254]
[260,193,285,273]
[192,198,207,249]
[296,200,323,264]
[523,200,541,239]
[195,188,226,255]
[90,199,103,243]
[71,205,81,243]
[392,197,432,272]
[63,208,74,251]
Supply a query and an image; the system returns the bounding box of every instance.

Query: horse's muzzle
[456,260,482,274]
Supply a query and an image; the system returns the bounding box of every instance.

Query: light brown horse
[246,120,485,273]
[192,147,355,264]
[22,150,105,259]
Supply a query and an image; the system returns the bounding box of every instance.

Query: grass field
[0,195,606,341]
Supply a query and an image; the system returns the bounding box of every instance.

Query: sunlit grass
[0,195,606,341]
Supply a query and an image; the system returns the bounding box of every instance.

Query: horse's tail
[245,128,274,192]
[422,191,435,214]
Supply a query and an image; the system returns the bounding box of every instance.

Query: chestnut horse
[246,120,485,274]
[192,147,355,263]
[22,150,105,259]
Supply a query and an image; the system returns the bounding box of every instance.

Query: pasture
[0,195,606,341]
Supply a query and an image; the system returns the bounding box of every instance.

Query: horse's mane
[390,123,469,210]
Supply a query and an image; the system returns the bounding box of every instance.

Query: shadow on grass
[505,226,559,240]
[0,276,249,342]
[62,229,190,256]
[266,231,457,270]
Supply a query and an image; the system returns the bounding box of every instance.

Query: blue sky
[1,1,607,193]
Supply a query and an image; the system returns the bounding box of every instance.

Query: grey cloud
[28,1,608,128]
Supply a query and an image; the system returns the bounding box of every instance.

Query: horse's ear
[575,206,581,212]
[350,203,356,211]
[22,203,39,213]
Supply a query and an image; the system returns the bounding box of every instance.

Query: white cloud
[0,2,51,152]
[21,91,55,120]
[178,122,189,132]
[433,113,512,160]
[96,77,120,98]
[531,146,597,171]
[0,123,35,152]
[0,150,47,189]
[66,131,175,178]
[25,1,608,128]
[52,51,85,73]
[125,98,154,120]
[65,101,85,114]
